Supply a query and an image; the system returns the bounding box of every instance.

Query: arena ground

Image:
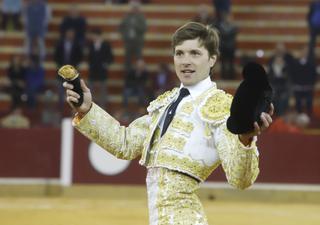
[0,184,319,225]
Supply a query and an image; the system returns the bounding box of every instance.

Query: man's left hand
[239,103,274,146]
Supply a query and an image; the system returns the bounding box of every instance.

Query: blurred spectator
[216,14,238,79]
[25,53,45,108]
[54,28,83,108]
[307,0,320,58]
[54,29,83,68]
[123,59,148,107]
[41,89,61,127]
[212,0,231,22]
[291,46,318,116]
[119,1,147,71]
[152,63,174,98]
[193,4,216,26]
[59,5,87,46]
[295,112,311,128]
[1,0,22,31]
[267,43,294,116]
[23,0,51,60]
[268,111,310,133]
[88,28,114,107]
[0,107,30,128]
[6,55,26,109]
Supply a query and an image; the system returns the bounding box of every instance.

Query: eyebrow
[175,48,202,52]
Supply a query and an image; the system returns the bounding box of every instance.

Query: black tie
[161,88,190,136]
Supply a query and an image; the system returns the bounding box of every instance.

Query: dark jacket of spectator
[7,56,26,108]
[54,31,83,68]
[216,15,238,79]
[25,55,45,108]
[88,38,114,81]
[123,59,149,107]
[125,68,148,89]
[60,8,87,44]
[291,55,317,87]
[268,49,294,88]
[267,52,293,116]
[290,47,318,115]
[212,0,231,21]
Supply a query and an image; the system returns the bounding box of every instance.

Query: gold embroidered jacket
[74,84,259,189]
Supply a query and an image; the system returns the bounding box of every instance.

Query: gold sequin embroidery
[199,90,232,125]
[154,168,209,225]
[147,88,179,113]
[214,124,259,189]
[161,134,187,152]
[156,152,220,182]
[171,118,194,135]
[180,101,194,115]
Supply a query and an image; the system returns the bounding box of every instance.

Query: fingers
[259,112,273,131]
[63,81,73,90]
[66,89,80,99]
[249,109,274,137]
[63,82,80,106]
[66,95,79,104]
[253,122,261,135]
[260,113,269,128]
[264,112,273,124]
[63,79,91,112]
[66,98,76,110]
[269,103,274,116]
[80,79,90,92]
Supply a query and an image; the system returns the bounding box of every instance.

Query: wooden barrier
[0,127,319,184]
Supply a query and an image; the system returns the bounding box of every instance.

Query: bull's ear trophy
[227,62,273,134]
[58,65,83,107]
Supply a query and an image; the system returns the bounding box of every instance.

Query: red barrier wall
[0,127,319,184]
[257,133,320,183]
[0,128,61,178]
[72,131,146,184]
[207,133,320,184]
[71,131,320,184]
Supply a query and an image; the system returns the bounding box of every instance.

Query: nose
[180,55,191,66]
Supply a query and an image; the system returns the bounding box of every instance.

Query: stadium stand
[0,0,319,121]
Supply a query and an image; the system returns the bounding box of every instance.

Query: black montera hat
[227,62,273,134]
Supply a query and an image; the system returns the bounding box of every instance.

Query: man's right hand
[63,79,92,115]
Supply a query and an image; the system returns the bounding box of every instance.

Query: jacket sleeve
[73,103,150,160]
[213,122,259,190]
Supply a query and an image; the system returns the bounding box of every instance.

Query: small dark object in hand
[58,65,83,107]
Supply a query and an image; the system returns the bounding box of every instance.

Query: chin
[178,75,197,86]
[181,80,196,86]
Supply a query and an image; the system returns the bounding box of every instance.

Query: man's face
[174,38,216,86]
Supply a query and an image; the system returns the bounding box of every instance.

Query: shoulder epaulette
[198,89,233,126]
[147,88,179,113]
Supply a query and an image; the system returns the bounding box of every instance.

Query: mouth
[181,69,195,76]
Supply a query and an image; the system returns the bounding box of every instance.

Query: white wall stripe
[0,178,60,185]
[60,118,74,186]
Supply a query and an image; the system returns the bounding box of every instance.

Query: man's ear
[209,55,217,67]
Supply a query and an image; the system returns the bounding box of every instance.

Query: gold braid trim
[198,89,233,126]
[147,88,179,113]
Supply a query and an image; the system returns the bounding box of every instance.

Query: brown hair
[172,22,220,58]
